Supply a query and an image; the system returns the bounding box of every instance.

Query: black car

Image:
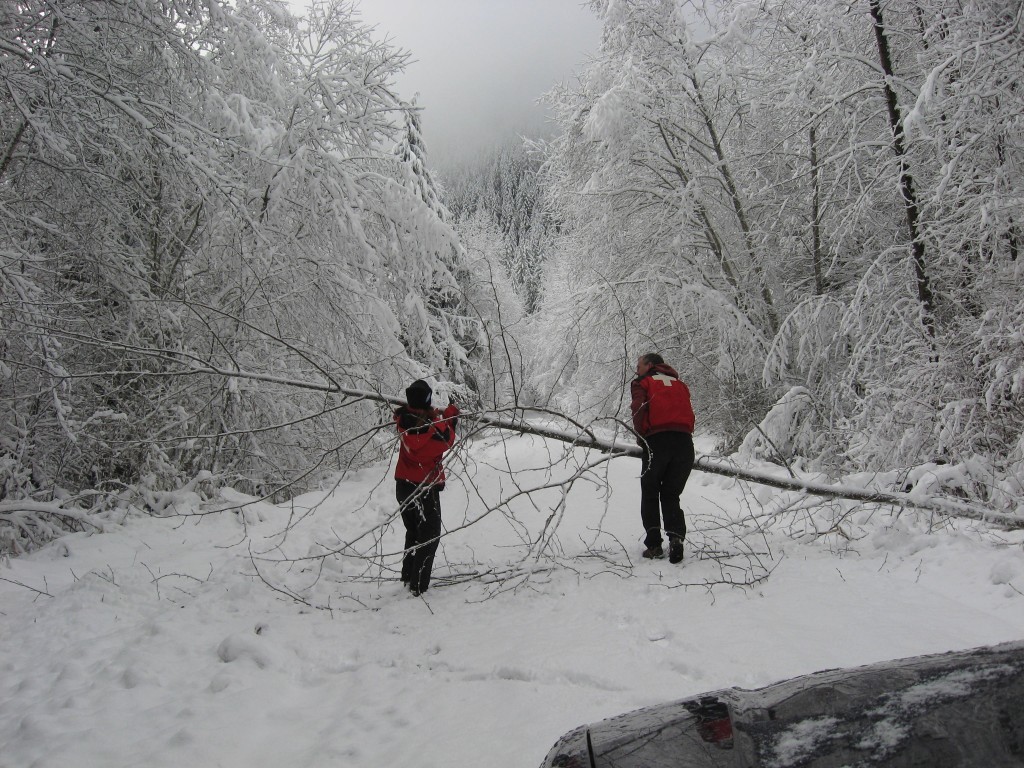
[540,640,1024,767]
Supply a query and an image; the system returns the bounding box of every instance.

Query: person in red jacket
[394,379,459,596]
[630,353,695,564]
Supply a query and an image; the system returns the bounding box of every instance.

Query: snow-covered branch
[202,375,1023,531]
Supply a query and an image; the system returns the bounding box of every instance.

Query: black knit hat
[405,379,432,409]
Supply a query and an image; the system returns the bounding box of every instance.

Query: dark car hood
[541,640,1024,767]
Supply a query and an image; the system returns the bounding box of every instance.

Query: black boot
[669,537,684,564]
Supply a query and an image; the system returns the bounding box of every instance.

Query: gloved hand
[442,403,460,428]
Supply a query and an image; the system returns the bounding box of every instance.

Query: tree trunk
[810,123,824,295]
[188,367,1022,529]
[869,0,936,337]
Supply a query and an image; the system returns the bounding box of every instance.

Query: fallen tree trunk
[194,371,1024,530]
[462,409,1024,530]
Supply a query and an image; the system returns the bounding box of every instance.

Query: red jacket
[394,404,459,485]
[630,363,694,437]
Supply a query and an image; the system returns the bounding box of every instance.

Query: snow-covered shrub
[738,386,816,464]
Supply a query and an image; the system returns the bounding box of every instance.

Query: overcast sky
[288,0,602,168]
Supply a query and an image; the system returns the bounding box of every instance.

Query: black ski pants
[639,431,694,548]
[396,479,442,593]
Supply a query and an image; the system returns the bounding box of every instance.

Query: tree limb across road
[463,408,1024,530]
[191,371,1024,530]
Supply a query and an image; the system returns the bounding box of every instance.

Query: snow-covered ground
[2,428,1023,768]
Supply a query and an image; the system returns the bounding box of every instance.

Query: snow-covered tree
[0,0,484,550]
[535,0,1024,500]
[537,0,789,436]
[443,140,554,314]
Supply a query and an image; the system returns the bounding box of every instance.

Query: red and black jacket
[630,363,694,438]
[393,404,459,485]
